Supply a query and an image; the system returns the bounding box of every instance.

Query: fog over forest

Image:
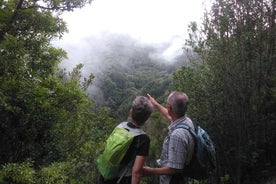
[56,32,184,73]
[54,32,188,99]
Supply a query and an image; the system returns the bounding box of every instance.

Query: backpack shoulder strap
[176,123,197,138]
[118,122,146,137]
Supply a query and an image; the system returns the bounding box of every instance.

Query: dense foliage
[0,0,114,183]
[1,0,275,184]
[174,0,276,183]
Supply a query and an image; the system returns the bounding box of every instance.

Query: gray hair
[167,91,189,118]
[131,96,153,126]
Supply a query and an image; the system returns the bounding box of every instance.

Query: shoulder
[185,117,195,130]
[171,128,190,139]
[132,134,150,155]
[135,133,150,142]
[171,120,194,141]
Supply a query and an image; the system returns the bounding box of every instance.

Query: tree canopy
[176,0,276,183]
[0,0,114,183]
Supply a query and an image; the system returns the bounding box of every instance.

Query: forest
[0,0,275,184]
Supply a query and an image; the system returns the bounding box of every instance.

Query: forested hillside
[0,0,275,184]
[79,35,187,121]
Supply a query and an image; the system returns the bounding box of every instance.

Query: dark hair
[131,96,153,126]
[167,91,189,118]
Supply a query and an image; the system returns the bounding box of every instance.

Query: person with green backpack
[97,96,153,184]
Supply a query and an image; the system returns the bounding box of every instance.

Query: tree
[177,0,276,183]
[0,0,92,164]
[0,1,115,183]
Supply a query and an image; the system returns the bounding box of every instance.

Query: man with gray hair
[143,92,195,184]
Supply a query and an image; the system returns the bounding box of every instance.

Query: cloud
[53,0,210,77]
[56,33,175,73]
[59,0,206,44]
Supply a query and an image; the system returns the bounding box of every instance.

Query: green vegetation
[0,0,275,184]
[0,0,114,183]
[175,0,276,183]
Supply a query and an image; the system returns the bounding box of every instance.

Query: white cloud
[59,0,207,44]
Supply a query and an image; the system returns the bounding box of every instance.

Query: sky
[57,0,209,46]
[53,0,211,71]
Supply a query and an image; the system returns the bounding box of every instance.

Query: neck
[170,115,178,122]
[171,115,185,123]
[131,121,141,128]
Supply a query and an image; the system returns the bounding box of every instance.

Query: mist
[54,32,187,81]
[56,32,184,74]
[53,32,189,105]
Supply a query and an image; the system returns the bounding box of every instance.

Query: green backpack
[96,122,145,180]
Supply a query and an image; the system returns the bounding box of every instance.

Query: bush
[37,162,73,184]
[0,161,35,184]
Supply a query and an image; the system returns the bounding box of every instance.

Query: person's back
[116,122,150,184]
[143,92,194,184]
[159,116,195,184]
[99,96,153,184]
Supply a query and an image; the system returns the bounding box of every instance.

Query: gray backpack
[177,123,216,180]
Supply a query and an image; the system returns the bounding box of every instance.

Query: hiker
[143,92,195,184]
[99,96,153,184]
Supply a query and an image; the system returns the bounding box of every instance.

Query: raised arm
[147,94,171,121]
